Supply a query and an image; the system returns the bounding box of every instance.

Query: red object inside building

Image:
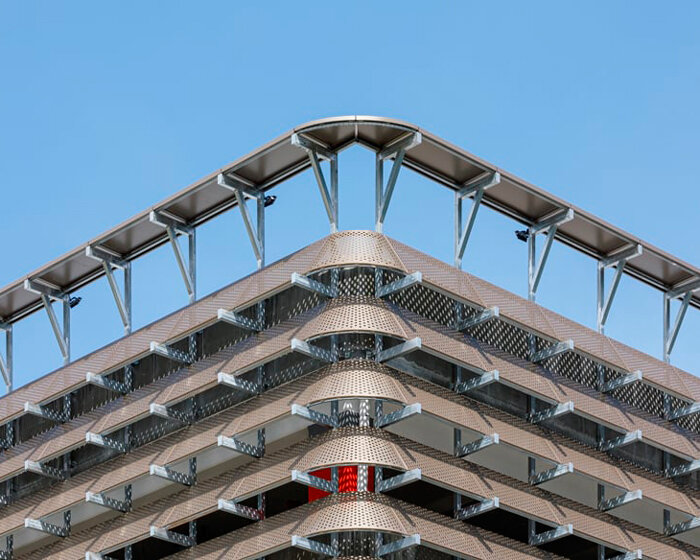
[307,466,374,502]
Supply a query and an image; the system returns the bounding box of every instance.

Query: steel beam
[600,370,642,393]
[291,404,337,428]
[291,134,339,233]
[529,523,573,546]
[376,468,421,493]
[291,338,335,363]
[85,245,132,335]
[218,429,265,458]
[457,306,499,330]
[291,535,338,557]
[149,210,196,303]
[85,371,130,394]
[455,433,499,458]
[217,308,262,331]
[667,459,700,478]
[290,272,338,298]
[531,339,574,362]
[455,172,501,267]
[529,401,574,424]
[377,534,420,557]
[597,244,642,333]
[217,372,260,394]
[455,370,499,393]
[376,337,421,362]
[217,174,265,268]
[24,400,69,423]
[527,208,574,301]
[668,401,700,420]
[149,402,193,424]
[529,462,574,485]
[375,132,422,233]
[149,458,197,486]
[218,499,264,520]
[85,485,132,513]
[599,430,642,452]
[663,277,700,363]
[376,272,422,298]
[85,431,129,453]
[291,470,338,493]
[25,511,71,538]
[150,341,193,364]
[375,403,421,428]
[24,278,71,364]
[25,459,67,480]
[665,515,700,536]
[0,323,12,394]
[599,490,642,512]
[150,524,196,547]
[455,497,500,520]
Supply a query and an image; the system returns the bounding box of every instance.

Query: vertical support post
[149,211,197,303]
[662,279,700,363]
[24,279,72,365]
[596,245,642,333]
[453,427,462,515]
[526,209,574,302]
[454,172,500,268]
[86,246,133,335]
[0,323,12,394]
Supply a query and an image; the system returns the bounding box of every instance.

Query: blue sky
[1,1,699,389]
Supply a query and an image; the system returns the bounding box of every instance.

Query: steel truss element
[596,244,642,333]
[531,339,574,362]
[85,431,129,453]
[376,337,421,362]
[291,404,338,428]
[291,134,339,233]
[377,534,421,557]
[376,468,421,493]
[600,370,642,393]
[667,459,700,478]
[598,430,642,452]
[23,278,72,364]
[24,396,70,423]
[150,522,196,548]
[667,400,700,420]
[0,421,13,450]
[150,402,194,424]
[217,372,260,394]
[217,173,266,268]
[663,277,700,363]
[527,208,574,301]
[457,306,499,331]
[455,497,500,520]
[150,341,194,364]
[665,514,700,536]
[376,272,422,298]
[375,403,421,428]
[528,523,573,546]
[291,470,338,493]
[218,498,264,520]
[455,370,499,393]
[0,322,12,394]
[291,338,336,363]
[85,245,132,335]
[217,308,262,331]
[291,272,338,298]
[150,458,197,486]
[25,511,71,538]
[291,535,338,557]
[598,488,642,512]
[455,432,499,458]
[529,461,574,485]
[375,132,422,233]
[455,171,501,267]
[149,210,196,303]
[25,459,67,480]
[86,484,132,513]
[85,371,131,394]
[529,401,574,424]
[218,428,265,458]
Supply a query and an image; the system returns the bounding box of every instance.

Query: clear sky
[1,1,699,389]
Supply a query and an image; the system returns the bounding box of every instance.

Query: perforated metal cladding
[383,271,458,327]
[309,231,407,273]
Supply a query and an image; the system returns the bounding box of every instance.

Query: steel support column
[0,323,11,394]
[454,172,500,267]
[527,208,574,301]
[663,278,700,363]
[149,211,197,303]
[86,245,132,334]
[375,132,421,233]
[596,244,642,333]
[23,279,72,364]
